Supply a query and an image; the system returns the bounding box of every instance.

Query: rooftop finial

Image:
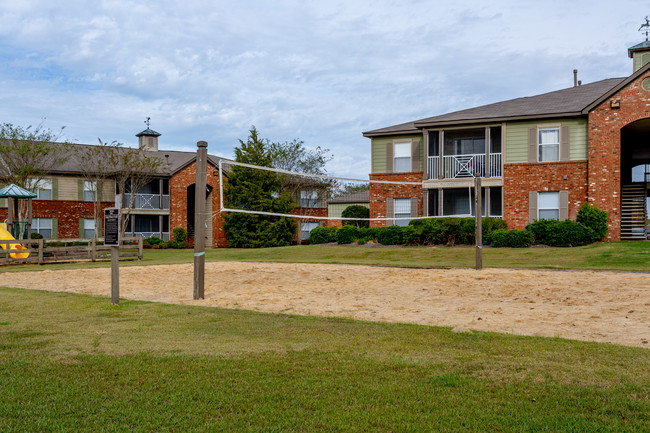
[640,16,650,41]
[145,117,151,129]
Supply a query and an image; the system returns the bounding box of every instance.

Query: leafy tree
[342,205,370,228]
[223,127,297,248]
[0,122,72,236]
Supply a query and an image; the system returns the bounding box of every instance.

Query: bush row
[143,227,191,249]
[309,217,508,246]
[310,203,608,248]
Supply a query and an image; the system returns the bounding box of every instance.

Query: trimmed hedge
[526,219,598,247]
[486,229,534,248]
[309,226,338,244]
[336,225,359,244]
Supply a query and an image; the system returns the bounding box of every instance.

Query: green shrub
[335,225,359,244]
[341,205,370,228]
[486,229,533,248]
[526,219,598,247]
[440,218,463,245]
[144,236,164,246]
[576,202,608,240]
[357,227,379,243]
[377,225,403,245]
[485,229,508,247]
[29,232,43,239]
[482,217,508,237]
[402,225,419,245]
[165,240,186,249]
[309,226,338,244]
[172,227,187,243]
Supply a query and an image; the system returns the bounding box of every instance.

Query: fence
[0,237,143,265]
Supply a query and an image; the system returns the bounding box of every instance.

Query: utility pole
[193,141,208,300]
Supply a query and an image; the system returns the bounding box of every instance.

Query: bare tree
[76,140,122,239]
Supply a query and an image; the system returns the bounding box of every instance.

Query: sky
[0,0,647,178]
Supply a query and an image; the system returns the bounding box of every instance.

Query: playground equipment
[0,223,29,259]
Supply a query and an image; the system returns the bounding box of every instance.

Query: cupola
[136,117,161,151]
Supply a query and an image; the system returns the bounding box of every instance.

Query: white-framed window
[394,198,411,226]
[32,218,52,238]
[84,180,97,201]
[30,178,52,200]
[394,142,411,172]
[538,192,560,220]
[300,190,319,208]
[300,222,320,240]
[83,218,95,239]
[538,127,559,162]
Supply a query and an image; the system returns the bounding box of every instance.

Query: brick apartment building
[363,40,650,240]
[0,128,229,247]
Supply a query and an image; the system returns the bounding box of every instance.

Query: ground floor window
[538,191,560,220]
[32,218,52,238]
[300,222,320,240]
[83,218,95,239]
[394,198,411,226]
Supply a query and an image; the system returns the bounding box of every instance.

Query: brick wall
[587,70,650,240]
[169,161,227,248]
[0,200,113,238]
[369,172,423,227]
[503,162,588,230]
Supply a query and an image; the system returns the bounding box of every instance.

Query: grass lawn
[1,240,650,273]
[1,287,649,432]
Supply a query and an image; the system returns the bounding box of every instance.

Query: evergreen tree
[223,127,297,247]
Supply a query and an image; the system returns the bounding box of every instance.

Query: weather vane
[640,16,650,41]
[145,117,151,129]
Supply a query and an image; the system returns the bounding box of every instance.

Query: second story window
[35,178,52,200]
[84,180,96,201]
[538,127,559,162]
[300,190,319,208]
[393,142,411,172]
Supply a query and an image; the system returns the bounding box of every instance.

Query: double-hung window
[300,190,319,208]
[393,142,411,172]
[84,180,97,201]
[394,198,411,226]
[33,178,52,200]
[32,218,53,238]
[538,192,560,220]
[538,127,559,162]
[83,218,95,239]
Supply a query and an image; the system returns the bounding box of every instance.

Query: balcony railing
[427,153,502,179]
[134,231,170,241]
[117,193,170,210]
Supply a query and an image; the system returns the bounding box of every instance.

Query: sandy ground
[2,262,650,348]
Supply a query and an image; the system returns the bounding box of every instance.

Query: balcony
[428,153,502,180]
[116,193,170,210]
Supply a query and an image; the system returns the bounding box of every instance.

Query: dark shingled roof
[43,143,228,176]
[363,77,625,137]
[327,189,369,204]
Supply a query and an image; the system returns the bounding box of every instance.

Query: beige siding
[328,202,370,218]
[101,179,116,202]
[371,134,421,173]
[505,118,588,164]
[56,176,81,200]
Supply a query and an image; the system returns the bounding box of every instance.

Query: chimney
[573,69,578,87]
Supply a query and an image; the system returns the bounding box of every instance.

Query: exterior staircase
[620,183,648,240]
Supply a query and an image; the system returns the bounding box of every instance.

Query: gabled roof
[363,76,627,137]
[328,189,369,204]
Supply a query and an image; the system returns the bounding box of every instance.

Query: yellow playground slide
[0,222,29,259]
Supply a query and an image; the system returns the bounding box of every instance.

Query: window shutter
[528,128,537,162]
[528,191,538,223]
[386,199,394,226]
[559,191,569,220]
[98,218,103,237]
[78,179,84,200]
[52,178,59,200]
[411,140,420,172]
[386,142,394,173]
[410,197,418,218]
[52,218,58,239]
[79,219,84,239]
[97,180,104,202]
[560,126,570,161]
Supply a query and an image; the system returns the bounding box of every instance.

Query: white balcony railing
[427,153,502,179]
[135,231,170,241]
[116,193,170,210]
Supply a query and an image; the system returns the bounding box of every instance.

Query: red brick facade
[587,70,650,240]
[0,200,113,238]
[503,161,589,230]
[369,172,423,227]
[169,161,227,248]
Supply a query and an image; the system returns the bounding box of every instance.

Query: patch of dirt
[2,262,649,348]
